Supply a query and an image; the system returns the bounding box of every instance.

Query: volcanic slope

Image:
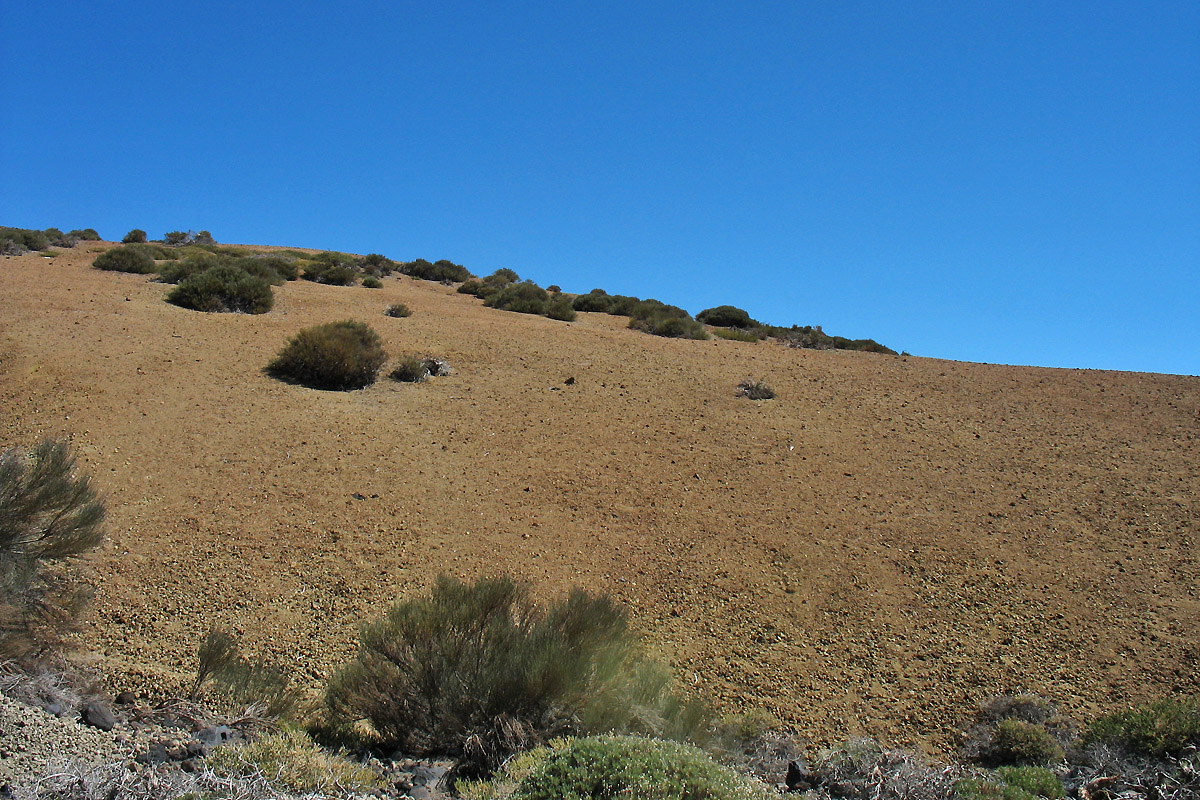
[1,242,1197,752]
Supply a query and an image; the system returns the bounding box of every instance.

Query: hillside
[1,241,1196,754]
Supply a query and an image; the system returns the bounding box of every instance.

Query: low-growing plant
[736,378,775,400]
[68,228,101,241]
[362,276,382,289]
[325,575,709,777]
[42,228,77,247]
[92,245,156,274]
[0,440,105,658]
[361,253,397,276]
[390,354,429,383]
[957,767,1065,800]
[267,320,387,390]
[166,265,274,314]
[206,727,380,794]
[627,299,708,339]
[122,229,147,244]
[814,738,967,800]
[302,256,358,286]
[713,327,760,342]
[461,735,768,800]
[0,227,52,254]
[384,303,412,318]
[1084,696,1200,758]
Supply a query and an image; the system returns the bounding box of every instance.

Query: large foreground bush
[325,575,707,776]
[0,440,105,657]
[166,264,274,314]
[267,320,387,390]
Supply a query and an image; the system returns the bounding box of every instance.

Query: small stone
[82,701,118,731]
[115,691,137,705]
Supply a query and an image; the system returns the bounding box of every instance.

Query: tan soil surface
[1,243,1197,754]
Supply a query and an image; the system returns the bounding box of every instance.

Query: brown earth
[1,242,1196,755]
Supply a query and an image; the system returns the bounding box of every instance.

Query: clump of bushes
[460,269,521,300]
[963,695,1072,767]
[122,229,147,244]
[811,738,970,800]
[628,300,707,339]
[1083,696,1200,758]
[302,252,360,285]
[404,258,472,283]
[267,320,387,390]
[481,280,576,322]
[361,253,397,277]
[68,228,101,241]
[162,230,215,247]
[92,245,157,274]
[1,227,52,254]
[385,303,412,318]
[390,354,431,383]
[166,264,274,314]
[0,440,105,658]
[735,379,775,400]
[324,575,708,777]
[460,735,767,800]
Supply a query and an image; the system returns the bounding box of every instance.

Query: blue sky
[3,1,1197,374]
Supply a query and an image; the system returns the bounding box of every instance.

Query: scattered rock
[81,701,117,731]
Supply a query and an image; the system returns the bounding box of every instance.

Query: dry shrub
[736,378,775,400]
[267,321,387,391]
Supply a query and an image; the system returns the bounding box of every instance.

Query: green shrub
[1084,696,1200,757]
[404,258,472,282]
[267,320,387,391]
[629,314,708,339]
[206,727,380,795]
[122,229,147,244]
[384,303,412,318]
[166,265,274,314]
[545,296,577,321]
[0,440,105,658]
[461,735,766,800]
[572,289,614,313]
[697,305,754,329]
[606,295,640,316]
[713,327,760,342]
[194,230,215,245]
[156,253,222,284]
[964,695,1071,767]
[126,242,174,261]
[362,276,382,289]
[42,228,77,247]
[92,245,156,274]
[492,268,520,283]
[302,253,359,285]
[325,575,708,776]
[361,253,397,276]
[958,767,1064,800]
[68,228,101,241]
[484,281,550,315]
[236,255,297,282]
[162,230,191,246]
[390,354,429,383]
[459,279,496,299]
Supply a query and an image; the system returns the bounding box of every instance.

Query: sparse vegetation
[325,575,708,777]
[390,354,430,383]
[0,440,105,658]
[958,766,1065,800]
[189,628,299,718]
[385,303,412,318]
[92,246,157,274]
[166,264,274,314]
[267,320,387,390]
[713,327,761,342]
[206,727,381,795]
[964,695,1071,767]
[735,378,775,400]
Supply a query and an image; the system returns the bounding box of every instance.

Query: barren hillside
[1,242,1196,753]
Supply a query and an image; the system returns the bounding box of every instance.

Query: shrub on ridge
[93,246,156,274]
[166,265,274,314]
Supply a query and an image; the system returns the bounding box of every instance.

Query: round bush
[362,277,382,289]
[697,305,753,329]
[122,229,147,244]
[93,246,156,274]
[504,736,763,800]
[267,321,387,390]
[384,303,412,318]
[166,265,274,314]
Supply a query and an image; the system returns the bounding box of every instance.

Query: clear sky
[3,1,1197,375]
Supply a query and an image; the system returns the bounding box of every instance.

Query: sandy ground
[0,242,1196,754]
